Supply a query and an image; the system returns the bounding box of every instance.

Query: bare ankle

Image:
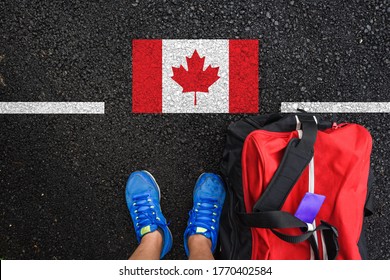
[188,234,212,249]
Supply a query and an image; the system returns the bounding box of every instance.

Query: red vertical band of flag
[132,39,162,113]
[229,40,259,113]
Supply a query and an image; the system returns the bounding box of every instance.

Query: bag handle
[252,115,318,212]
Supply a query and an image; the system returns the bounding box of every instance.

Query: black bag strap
[238,210,307,229]
[253,115,318,212]
[271,223,339,260]
[238,211,339,260]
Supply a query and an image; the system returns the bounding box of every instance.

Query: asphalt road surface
[1,0,389,259]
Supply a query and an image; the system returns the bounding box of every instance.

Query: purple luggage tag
[294,192,326,223]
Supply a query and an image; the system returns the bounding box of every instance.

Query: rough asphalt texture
[0,0,389,259]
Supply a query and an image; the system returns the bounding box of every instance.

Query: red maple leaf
[171,50,220,106]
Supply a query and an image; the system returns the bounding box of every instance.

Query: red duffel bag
[219,114,374,260]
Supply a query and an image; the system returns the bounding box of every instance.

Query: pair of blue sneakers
[125,171,226,259]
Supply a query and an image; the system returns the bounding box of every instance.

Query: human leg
[129,230,163,260]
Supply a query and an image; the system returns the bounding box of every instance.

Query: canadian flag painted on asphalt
[132,39,259,113]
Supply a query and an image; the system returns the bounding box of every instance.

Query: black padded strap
[253,116,318,212]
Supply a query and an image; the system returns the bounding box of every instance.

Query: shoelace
[188,197,220,231]
[132,193,161,230]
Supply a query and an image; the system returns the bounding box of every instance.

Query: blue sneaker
[183,173,226,257]
[125,170,173,259]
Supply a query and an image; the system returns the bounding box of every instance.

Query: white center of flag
[163,40,229,113]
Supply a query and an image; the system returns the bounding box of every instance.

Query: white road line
[0,102,105,114]
[281,102,390,113]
